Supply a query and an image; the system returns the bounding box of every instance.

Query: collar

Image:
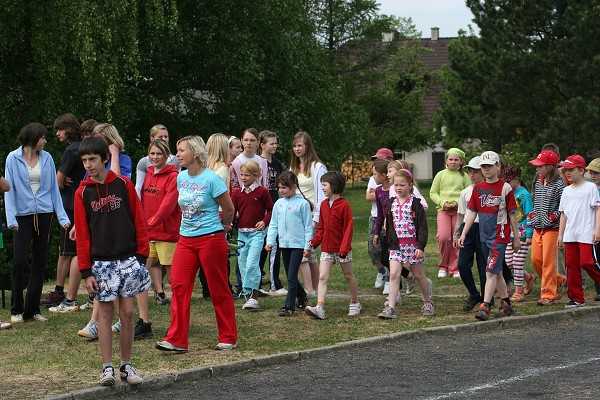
[242,181,259,193]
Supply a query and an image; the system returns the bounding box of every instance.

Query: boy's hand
[69,226,76,241]
[265,244,272,251]
[457,235,465,248]
[556,234,563,250]
[513,237,521,252]
[255,221,266,231]
[85,276,99,295]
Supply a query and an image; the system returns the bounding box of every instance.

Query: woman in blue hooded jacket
[4,123,70,323]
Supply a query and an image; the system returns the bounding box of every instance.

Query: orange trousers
[531,229,565,300]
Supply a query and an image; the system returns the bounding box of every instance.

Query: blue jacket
[4,147,70,229]
[266,193,312,250]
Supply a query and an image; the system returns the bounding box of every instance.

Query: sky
[376,0,477,38]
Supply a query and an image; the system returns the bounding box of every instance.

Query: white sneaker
[100,366,115,386]
[453,272,461,279]
[49,300,80,313]
[406,277,416,295]
[269,288,288,296]
[120,364,143,385]
[10,314,23,324]
[305,305,325,319]
[78,319,98,339]
[384,291,403,307]
[80,300,94,310]
[382,281,390,295]
[348,301,362,316]
[375,272,385,288]
[215,342,237,350]
[242,298,260,310]
[422,300,435,316]
[437,270,448,278]
[31,314,48,322]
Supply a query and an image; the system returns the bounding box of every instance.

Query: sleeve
[546,183,564,223]
[311,199,327,248]
[4,154,18,228]
[413,185,428,209]
[266,201,279,246]
[135,157,147,199]
[147,173,180,229]
[126,179,149,259]
[121,154,133,180]
[339,202,354,255]
[429,170,444,208]
[262,189,274,225]
[415,202,428,251]
[302,201,313,250]
[467,187,478,212]
[520,190,534,238]
[74,187,92,276]
[48,155,70,227]
[312,162,328,223]
[453,211,465,241]
[215,165,230,191]
[374,189,385,235]
[506,187,518,214]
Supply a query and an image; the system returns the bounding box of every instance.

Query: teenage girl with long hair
[290,131,327,295]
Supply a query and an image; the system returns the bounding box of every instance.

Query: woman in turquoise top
[430,148,470,278]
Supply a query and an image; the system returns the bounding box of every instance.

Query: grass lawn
[0,182,591,399]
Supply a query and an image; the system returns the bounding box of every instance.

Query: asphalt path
[99,311,600,400]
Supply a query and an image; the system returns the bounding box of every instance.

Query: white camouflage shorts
[92,256,151,302]
[320,250,353,264]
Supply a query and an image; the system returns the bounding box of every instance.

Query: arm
[135,157,148,199]
[74,189,92,276]
[0,176,9,193]
[429,171,444,208]
[312,162,328,223]
[453,212,465,243]
[366,176,376,202]
[458,210,477,247]
[4,154,18,229]
[509,212,521,252]
[108,145,122,175]
[374,190,385,242]
[56,171,67,190]
[594,206,600,244]
[265,201,279,249]
[256,189,273,230]
[302,201,313,253]
[309,201,325,248]
[339,202,354,257]
[557,213,567,250]
[415,201,428,252]
[216,191,234,232]
[126,179,150,260]
[47,155,70,228]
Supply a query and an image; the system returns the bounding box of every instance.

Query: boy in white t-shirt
[557,155,600,308]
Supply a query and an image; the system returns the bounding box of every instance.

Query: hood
[147,164,178,176]
[80,170,119,187]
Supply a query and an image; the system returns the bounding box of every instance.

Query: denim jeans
[281,248,306,310]
[457,223,486,299]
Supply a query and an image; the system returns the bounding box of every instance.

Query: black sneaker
[296,297,308,311]
[565,300,585,308]
[133,318,153,340]
[156,292,170,305]
[462,296,482,312]
[278,307,294,317]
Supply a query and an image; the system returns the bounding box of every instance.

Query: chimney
[431,27,439,41]
[382,32,394,43]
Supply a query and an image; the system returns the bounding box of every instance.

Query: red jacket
[311,197,353,255]
[141,164,181,242]
[74,171,149,277]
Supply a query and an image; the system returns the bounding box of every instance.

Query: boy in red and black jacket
[74,136,150,387]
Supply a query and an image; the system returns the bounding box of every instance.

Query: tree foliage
[438,0,600,155]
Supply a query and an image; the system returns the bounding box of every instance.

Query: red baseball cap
[561,155,587,169]
[529,150,559,166]
[371,148,394,160]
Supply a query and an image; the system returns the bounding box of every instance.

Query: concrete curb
[44,305,600,400]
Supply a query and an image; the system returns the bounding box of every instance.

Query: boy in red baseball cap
[557,155,600,307]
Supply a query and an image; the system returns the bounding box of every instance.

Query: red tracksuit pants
[565,242,600,303]
[164,234,238,348]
